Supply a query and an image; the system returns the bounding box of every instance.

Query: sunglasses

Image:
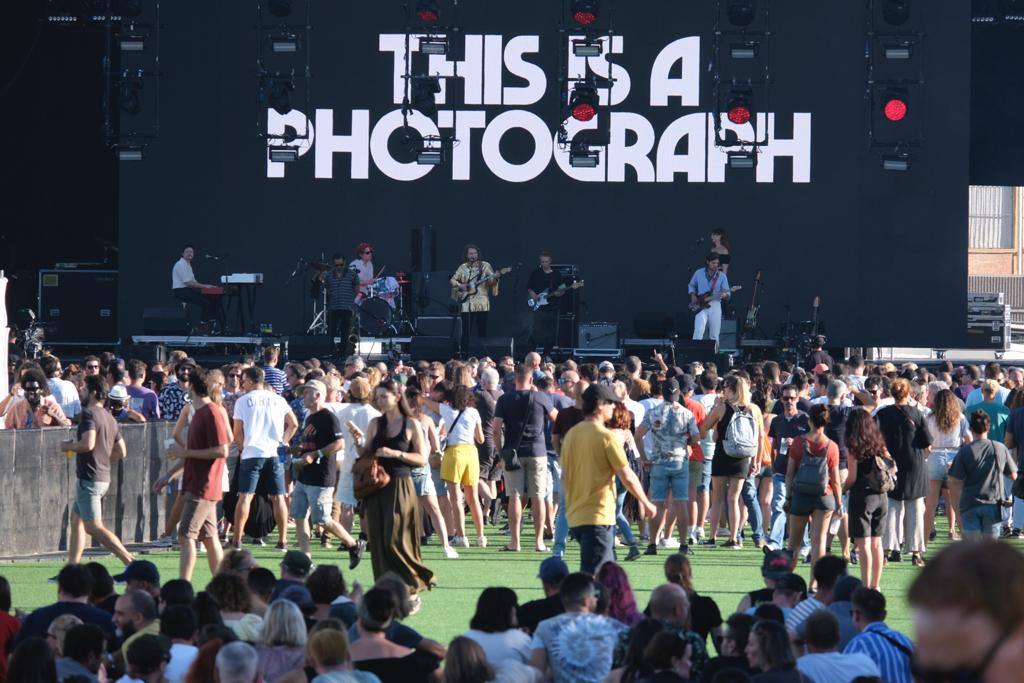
[362,250,373,255]
[228,373,241,378]
[781,396,797,401]
[86,364,100,370]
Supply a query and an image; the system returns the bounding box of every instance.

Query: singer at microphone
[171,244,219,327]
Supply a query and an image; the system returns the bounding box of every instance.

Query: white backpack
[724,406,759,458]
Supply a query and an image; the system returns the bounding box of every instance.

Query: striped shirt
[324,267,359,311]
[785,596,824,631]
[261,365,287,395]
[843,622,913,683]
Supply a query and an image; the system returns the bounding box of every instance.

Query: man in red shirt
[681,375,709,545]
[167,370,231,581]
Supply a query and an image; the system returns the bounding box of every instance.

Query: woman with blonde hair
[924,389,970,541]
[256,600,308,682]
[701,375,765,549]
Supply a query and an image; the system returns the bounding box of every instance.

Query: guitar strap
[707,270,720,298]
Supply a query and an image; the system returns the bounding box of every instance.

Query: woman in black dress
[358,379,435,605]
[710,228,731,274]
[875,378,931,566]
[843,409,890,590]
[702,375,765,549]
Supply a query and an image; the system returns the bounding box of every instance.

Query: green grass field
[2,520,970,644]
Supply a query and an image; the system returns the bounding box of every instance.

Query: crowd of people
[4,344,1024,681]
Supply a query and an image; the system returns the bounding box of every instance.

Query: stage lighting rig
[569,81,599,122]
[102,1,161,161]
[572,1,598,27]
[258,0,311,159]
[712,0,770,153]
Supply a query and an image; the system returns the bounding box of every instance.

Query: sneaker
[720,539,737,549]
[409,595,422,616]
[850,549,859,565]
[644,543,658,556]
[680,544,696,556]
[694,528,706,542]
[613,536,622,548]
[348,540,366,570]
[701,539,717,547]
[928,529,937,542]
[659,537,681,549]
[275,541,287,552]
[625,545,642,562]
[251,538,266,547]
[889,550,903,563]
[443,546,460,559]
[732,540,743,550]
[152,535,175,548]
[476,536,488,548]
[453,536,470,548]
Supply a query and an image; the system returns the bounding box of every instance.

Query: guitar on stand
[526,280,585,311]
[742,270,763,334]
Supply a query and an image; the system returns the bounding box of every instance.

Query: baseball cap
[177,357,197,369]
[598,360,615,373]
[813,363,830,374]
[583,383,622,404]
[281,550,313,577]
[761,549,792,580]
[299,379,327,397]
[278,583,317,615]
[538,556,570,585]
[662,378,680,401]
[125,633,171,672]
[114,560,160,585]
[108,384,130,401]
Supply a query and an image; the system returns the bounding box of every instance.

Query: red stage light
[572,103,597,121]
[884,97,908,121]
[572,1,598,26]
[416,1,439,23]
[727,103,752,125]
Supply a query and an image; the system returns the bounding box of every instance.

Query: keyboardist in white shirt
[171,245,219,327]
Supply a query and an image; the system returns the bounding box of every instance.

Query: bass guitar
[451,264,518,303]
[527,280,585,311]
[689,285,742,312]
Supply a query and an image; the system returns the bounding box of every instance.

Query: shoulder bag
[352,417,393,500]
[501,392,535,472]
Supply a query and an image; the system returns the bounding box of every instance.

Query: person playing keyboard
[171,245,220,331]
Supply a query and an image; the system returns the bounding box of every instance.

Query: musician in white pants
[688,254,732,342]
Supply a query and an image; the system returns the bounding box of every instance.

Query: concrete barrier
[0,422,173,558]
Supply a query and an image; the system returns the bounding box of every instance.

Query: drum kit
[306,260,414,338]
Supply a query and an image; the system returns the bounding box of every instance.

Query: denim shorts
[72,480,110,523]
[927,449,956,482]
[687,459,713,492]
[650,460,690,502]
[290,482,334,523]
[961,503,1002,538]
[412,466,436,497]
[238,457,286,495]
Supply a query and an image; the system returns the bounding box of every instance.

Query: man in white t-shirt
[171,245,219,329]
[41,354,81,419]
[231,366,298,550]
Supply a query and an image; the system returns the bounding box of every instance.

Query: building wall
[968,186,1022,275]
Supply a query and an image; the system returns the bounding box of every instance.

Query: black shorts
[790,491,836,517]
[849,491,888,538]
[477,445,503,482]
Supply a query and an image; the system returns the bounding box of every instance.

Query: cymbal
[308,260,331,271]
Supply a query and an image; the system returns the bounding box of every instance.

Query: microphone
[695,237,706,244]
[204,253,222,260]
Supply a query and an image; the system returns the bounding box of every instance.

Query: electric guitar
[527,280,585,311]
[689,286,742,312]
[743,270,763,333]
[451,264,518,303]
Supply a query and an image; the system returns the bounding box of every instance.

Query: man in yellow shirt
[561,384,656,574]
[450,244,498,353]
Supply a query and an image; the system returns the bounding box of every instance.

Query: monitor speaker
[410,336,456,361]
[467,336,514,359]
[286,335,334,361]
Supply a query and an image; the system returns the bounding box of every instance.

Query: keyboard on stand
[217,273,264,333]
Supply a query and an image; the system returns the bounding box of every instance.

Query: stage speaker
[719,319,739,351]
[467,336,515,359]
[416,315,461,339]
[673,339,719,363]
[142,307,187,335]
[410,336,456,361]
[116,343,167,365]
[286,335,334,361]
[410,225,437,272]
[579,322,619,349]
[38,269,118,344]
[633,312,673,338]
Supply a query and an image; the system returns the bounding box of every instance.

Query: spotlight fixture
[726,0,756,27]
[726,95,752,125]
[262,77,294,116]
[572,38,602,57]
[269,146,299,162]
[117,145,145,161]
[416,135,445,165]
[268,0,292,18]
[120,79,142,114]
[416,0,439,23]
[119,35,145,51]
[571,0,598,26]
[881,0,910,26]
[419,36,448,55]
[882,152,910,171]
[727,150,755,168]
[569,82,599,122]
[883,40,913,60]
[569,143,600,168]
[729,41,757,59]
[271,33,299,53]
[410,75,442,118]
[882,93,908,122]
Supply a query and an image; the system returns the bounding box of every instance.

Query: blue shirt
[261,365,287,395]
[687,267,731,299]
[843,622,913,683]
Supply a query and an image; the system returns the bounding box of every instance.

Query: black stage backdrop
[118,1,972,348]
